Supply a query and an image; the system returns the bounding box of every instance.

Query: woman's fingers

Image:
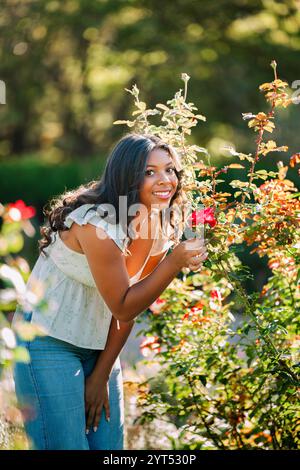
[91,398,110,433]
[185,238,205,250]
[86,399,110,434]
[190,251,207,263]
[86,405,96,434]
[188,251,208,271]
[103,398,110,423]
[189,246,207,258]
[93,405,103,432]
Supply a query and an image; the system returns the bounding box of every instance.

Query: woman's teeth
[152,190,171,199]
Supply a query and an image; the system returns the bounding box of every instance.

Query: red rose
[7,200,36,221]
[189,207,217,228]
[210,289,221,300]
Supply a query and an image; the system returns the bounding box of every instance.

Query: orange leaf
[227,164,245,169]
[290,153,300,168]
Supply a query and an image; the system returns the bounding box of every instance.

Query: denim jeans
[13,311,124,450]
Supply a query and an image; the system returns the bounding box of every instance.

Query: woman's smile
[152,188,173,200]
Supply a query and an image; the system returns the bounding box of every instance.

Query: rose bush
[116,62,300,449]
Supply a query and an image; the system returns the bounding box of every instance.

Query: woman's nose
[157,172,171,183]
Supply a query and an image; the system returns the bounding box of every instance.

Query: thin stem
[184,373,226,450]
[241,127,264,205]
[217,259,299,383]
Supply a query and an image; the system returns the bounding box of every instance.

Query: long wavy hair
[39,132,188,257]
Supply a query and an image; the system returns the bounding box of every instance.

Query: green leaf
[13,346,30,363]
[198,375,207,386]
[243,324,252,335]
[286,192,300,199]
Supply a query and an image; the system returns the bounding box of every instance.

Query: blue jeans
[13,311,124,450]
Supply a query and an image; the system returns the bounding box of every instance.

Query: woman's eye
[145,168,175,176]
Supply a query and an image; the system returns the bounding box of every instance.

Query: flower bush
[116,62,300,449]
[0,200,45,449]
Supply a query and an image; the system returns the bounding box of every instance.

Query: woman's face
[139,148,178,211]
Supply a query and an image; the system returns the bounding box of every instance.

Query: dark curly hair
[39,132,188,257]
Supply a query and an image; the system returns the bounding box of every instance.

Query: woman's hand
[84,374,110,434]
[170,238,208,272]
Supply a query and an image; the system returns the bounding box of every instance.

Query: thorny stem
[217,260,275,352]
[211,171,216,197]
[241,127,264,205]
[183,79,188,102]
[184,372,227,450]
[218,259,299,383]
[270,424,280,450]
[227,82,278,237]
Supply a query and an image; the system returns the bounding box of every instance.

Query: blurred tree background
[0,0,299,280]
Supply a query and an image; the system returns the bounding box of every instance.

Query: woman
[12,133,207,450]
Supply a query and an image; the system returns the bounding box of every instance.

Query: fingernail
[93,426,98,433]
[106,417,110,422]
[86,429,89,435]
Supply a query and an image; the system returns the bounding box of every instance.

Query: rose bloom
[149,297,166,315]
[182,301,204,320]
[7,200,36,221]
[182,301,210,323]
[210,289,222,301]
[188,207,217,228]
[140,336,161,357]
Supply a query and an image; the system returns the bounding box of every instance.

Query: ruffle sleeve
[64,203,128,253]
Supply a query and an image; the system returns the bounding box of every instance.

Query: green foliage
[0,0,300,159]
[0,156,106,209]
[118,65,300,449]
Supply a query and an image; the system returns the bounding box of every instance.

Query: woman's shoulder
[64,203,97,228]
[64,203,128,253]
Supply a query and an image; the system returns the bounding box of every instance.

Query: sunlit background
[0,0,300,448]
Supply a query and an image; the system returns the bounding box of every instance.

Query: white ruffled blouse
[12,203,175,349]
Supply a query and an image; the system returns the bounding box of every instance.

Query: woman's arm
[90,249,167,378]
[76,223,206,323]
[84,316,134,433]
[90,316,134,380]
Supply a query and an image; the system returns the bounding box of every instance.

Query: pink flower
[140,336,161,357]
[189,207,217,228]
[7,200,36,221]
[149,297,166,315]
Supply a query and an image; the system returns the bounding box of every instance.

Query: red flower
[7,200,36,221]
[210,289,222,301]
[189,207,217,228]
[190,302,204,313]
[182,301,208,323]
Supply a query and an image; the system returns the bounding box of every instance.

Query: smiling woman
[12,133,208,450]
[140,148,178,207]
